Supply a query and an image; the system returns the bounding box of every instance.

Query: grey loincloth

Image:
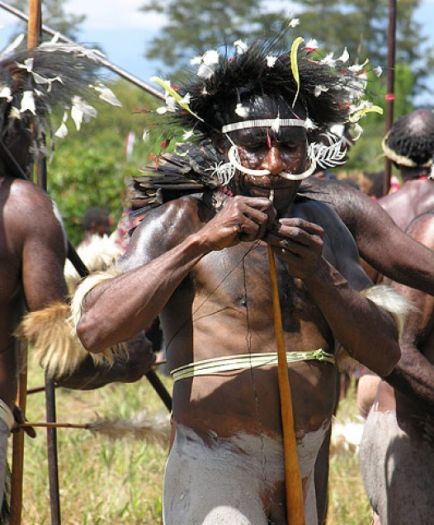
[163,423,328,525]
[359,408,434,525]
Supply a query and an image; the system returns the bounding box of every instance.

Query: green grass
[16,367,370,524]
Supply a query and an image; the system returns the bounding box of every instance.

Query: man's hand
[265,218,325,279]
[56,332,156,390]
[200,196,275,250]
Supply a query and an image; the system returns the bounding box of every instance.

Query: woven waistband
[171,349,335,382]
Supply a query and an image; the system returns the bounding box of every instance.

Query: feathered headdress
[136,29,382,198]
[153,32,380,140]
[0,36,121,178]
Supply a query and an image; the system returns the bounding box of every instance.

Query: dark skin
[0,172,67,407]
[299,177,434,294]
[374,172,434,443]
[0,150,153,407]
[78,103,400,522]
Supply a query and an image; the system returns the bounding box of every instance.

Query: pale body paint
[163,422,329,525]
[51,199,68,251]
[360,408,434,525]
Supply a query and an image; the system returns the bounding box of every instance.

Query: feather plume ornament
[151,76,203,122]
[130,140,225,209]
[335,285,412,371]
[64,234,123,292]
[290,36,304,108]
[0,37,122,177]
[308,133,348,169]
[20,411,171,447]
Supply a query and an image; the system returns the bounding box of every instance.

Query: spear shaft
[383,0,397,195]
[267,246,305,525]
[10,5,45,524]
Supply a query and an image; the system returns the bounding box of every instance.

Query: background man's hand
[265,218,325,279]
[200,196,275,250]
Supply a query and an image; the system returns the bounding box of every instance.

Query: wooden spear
[267,246,305,525]
[10,5,42,524]
[383,0,397,195]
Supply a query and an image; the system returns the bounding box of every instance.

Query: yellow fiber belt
[170,349,335,382]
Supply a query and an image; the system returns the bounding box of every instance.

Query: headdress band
[381,136,433,169]
[222,118,306,134]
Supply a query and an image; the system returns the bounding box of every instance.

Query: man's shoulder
[8,178,53,211]
[407,211,434,248]
[126,194,205,260]
[7,179,64,240]
[294,194,342,225]
[141,194,203,223]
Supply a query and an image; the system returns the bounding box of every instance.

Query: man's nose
[260,147,285,175]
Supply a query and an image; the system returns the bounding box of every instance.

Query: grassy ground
[16,366,371,524]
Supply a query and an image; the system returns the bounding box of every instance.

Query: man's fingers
[238,216,263,241]
[276,218,325,238]
[234,196,276,226]
[266,228,323,249]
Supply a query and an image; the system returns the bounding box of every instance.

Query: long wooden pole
[29,1,63,521]
[0,1,164,101]
[383,0,397,195]
[267,246,304,525]
[9,4,42,523]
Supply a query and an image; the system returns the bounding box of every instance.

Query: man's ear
[211,133,229,155]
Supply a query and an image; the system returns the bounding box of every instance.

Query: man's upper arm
[18,184,67,310]
[119,196,202,273]
[318,203,372,292]
[391,214,434,344]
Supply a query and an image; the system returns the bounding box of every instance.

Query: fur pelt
[17,268,126,378]
[361,284,411,337]
[336,284,411,372]
[64,234,122,291]
[70,267,121,330]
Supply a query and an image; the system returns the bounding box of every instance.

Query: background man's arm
[324,182,434,294]
[384,214,434,409]
[56,331,156,390]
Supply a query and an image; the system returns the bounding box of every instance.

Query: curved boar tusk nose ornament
[228,145,271,176]
[228,145,317,180]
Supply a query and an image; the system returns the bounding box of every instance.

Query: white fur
[64,234,122,291]
[362,284,412,336]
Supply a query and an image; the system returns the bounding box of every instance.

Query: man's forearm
[385,345,434,410]
[77,233,210,351]
[303,259,400,376]
[359,230,434,295]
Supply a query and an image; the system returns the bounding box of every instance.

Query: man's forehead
[232,124,306,143]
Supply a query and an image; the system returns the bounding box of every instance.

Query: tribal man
[0,40,154,515]
[358,109,434,524]
[77,37,402,524]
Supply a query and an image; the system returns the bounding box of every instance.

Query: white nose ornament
[228,145,317,181]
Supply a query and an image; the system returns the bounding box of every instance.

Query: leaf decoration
[349,104,383,123]
[151,76,204,122]
[309,134,348,169]
[290,37,304,108]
